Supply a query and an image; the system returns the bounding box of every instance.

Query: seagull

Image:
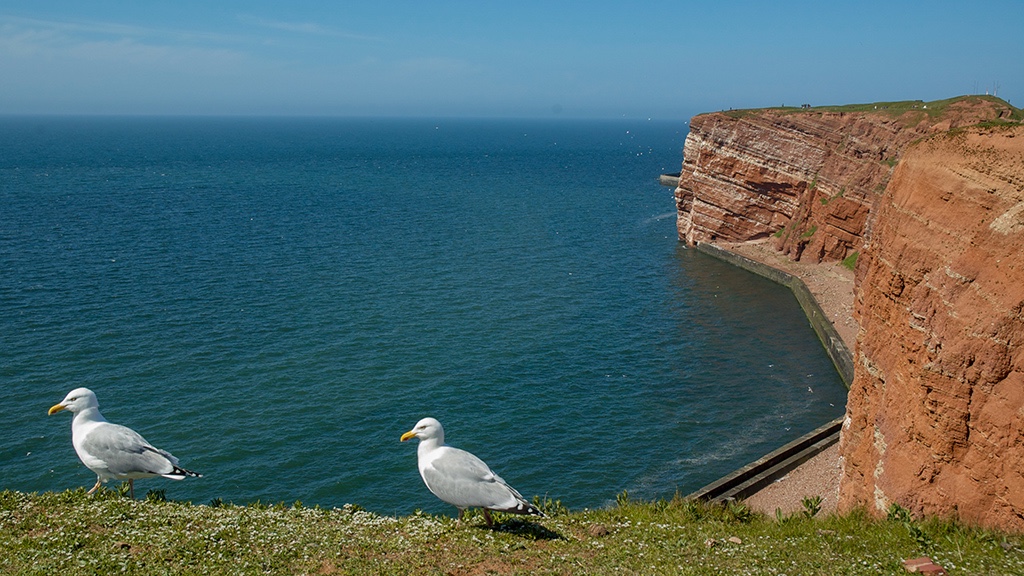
[400,417,543,527]
[48,387,201,498]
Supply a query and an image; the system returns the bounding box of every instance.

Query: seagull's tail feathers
[497,483,545,517]
[502,498,544,517]
[163,466,203,480]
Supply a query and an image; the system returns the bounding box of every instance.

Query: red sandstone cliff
[838,125,1024,531]
[675,97,1016,263]
[674,96,1024,531]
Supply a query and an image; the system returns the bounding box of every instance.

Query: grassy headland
[2,489,1022,575]
[721,95,1023,125]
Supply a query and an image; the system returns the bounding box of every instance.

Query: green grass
[2,489,1022,575]
[842,251,859,271]
[721,95,1023,125]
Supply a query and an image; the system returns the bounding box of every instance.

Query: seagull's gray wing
[422,446,527,512]
[82,422,180,478]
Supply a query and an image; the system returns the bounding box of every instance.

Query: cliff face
[673,96,1024,531]
[838,125,1024,531]
[675,98,1015,262]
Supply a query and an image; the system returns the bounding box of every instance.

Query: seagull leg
[128,479,135,499]
[456,508,464,525]
[483,509,494,528]
[87,478,102,494]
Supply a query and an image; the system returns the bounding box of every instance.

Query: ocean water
[0,116,847,515]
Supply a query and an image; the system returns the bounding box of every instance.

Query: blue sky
[1,1,1020,119]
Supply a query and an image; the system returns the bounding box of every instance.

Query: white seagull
[48,387,201,498]
[400,417,543,526]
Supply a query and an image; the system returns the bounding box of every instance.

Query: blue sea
[0,116,847,515]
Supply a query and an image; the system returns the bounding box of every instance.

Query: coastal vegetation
[2,488,1022,575]
[811,95,1023,121]
[722,95,1023,124]
[841,252,859,272]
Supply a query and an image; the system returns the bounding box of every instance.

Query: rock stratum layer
[673,96,1024,531]
[840,125,1024,531]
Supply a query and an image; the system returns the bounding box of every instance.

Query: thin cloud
[1,14,149,37]
[237,15,383,42]
[0,14,255,54]
[0,14,253,62]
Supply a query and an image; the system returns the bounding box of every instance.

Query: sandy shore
[716,240,857,516]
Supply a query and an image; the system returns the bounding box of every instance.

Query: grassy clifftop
[722,95,1023,124]
[2,489,1022,574]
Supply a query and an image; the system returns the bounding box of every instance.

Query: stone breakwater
[672,96,1024,531]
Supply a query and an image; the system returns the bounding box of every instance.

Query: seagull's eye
[68,397,77,401]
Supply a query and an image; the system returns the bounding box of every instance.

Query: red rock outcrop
[838,125,1024,531]
[675,97,1016,263]
[674,96,1024,531]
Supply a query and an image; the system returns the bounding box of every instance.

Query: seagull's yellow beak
[48,404,66,416]
[400,430,417,442]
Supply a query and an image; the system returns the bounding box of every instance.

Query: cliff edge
[674,96,1024,531]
